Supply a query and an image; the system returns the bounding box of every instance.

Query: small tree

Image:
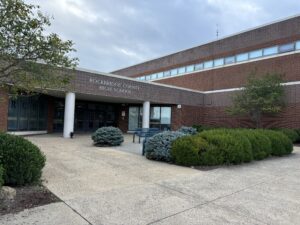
[0,0,78,95]
[227,72,285,128]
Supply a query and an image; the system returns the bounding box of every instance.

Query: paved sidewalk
[1,134,300,225]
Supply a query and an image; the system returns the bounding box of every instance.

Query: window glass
[236,53,249,62]
[279,43,295,53]
[263,46,278,56]
[194,63,203,70]
[186,65,194,72]
[204,60,213,69]
[150,107,160,120]
[296,41,300,50]
[128,107,139,131]
[163,70,171,77]
[178,67,186,74]
[160,107,171,124]
[145,75,151,80]
[150,74,157,80]
[214,58,224,67]
[140,76,146,81]
[171,68,178,76]
[157,72,163,78]
[249,49,263,59]
[224,56,235,64]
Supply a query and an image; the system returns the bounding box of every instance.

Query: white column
[63,92,76,138]
[142,101,150,128]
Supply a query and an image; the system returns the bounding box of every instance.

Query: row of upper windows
[136,40,300,81]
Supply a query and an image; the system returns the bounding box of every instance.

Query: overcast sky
[25,0,299,72]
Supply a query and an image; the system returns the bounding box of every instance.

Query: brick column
[0,89,8,132]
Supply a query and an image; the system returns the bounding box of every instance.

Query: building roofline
[111,14,300,73]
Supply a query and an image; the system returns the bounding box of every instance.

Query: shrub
[144,131,185,162]
[199,129,253,165]
[177,126,197,135]
[258,130,293,156]
[171,135,209,166]
[0,133,46,186]
[192,125,213,133]
[238,129,272,160]
[274,128,299,143]
[0,165,3,188]
[92,127,124,146]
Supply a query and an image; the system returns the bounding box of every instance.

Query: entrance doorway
[53,99,117,132]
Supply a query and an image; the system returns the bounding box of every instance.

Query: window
[204,60,213,69]
[171,68,178,76]
[214,58,224,67]
[145,75,151,80]
[236,53,248,62]
[157,72,164,78]
[140,76,146,81]
[225,56,235,64]
[150,107,160,120]
[279,43,295,53]
[296,41,300,50]
[263,46,278,56]
[249,49,263,59]
[151,74,157,80]
[186,65,194,73]
[8,95,47,131]
[178,67,186,74]
[194,63,203,70]
[163,70,171,77]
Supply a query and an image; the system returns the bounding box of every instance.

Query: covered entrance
[53,99,117,132]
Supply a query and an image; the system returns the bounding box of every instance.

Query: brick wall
[171,105,203,130]
[155,54,300,91]
[0,89,8,132]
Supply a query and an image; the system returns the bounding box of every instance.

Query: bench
[133,128,160,143]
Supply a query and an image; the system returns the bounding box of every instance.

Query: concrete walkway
[1,134,300,225]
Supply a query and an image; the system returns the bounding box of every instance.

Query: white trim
[203,81,300,94]
[8,131,47,136]
[150,50,300,82]
[112,14,300,72]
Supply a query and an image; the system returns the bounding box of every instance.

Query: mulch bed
[0,185,61,215]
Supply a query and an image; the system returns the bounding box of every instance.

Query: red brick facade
[0,89,8,132]
[155,54,300,91]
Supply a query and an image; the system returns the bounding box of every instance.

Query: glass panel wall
[128,106,171,131]
[7,95,48,131]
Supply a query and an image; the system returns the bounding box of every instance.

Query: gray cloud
[25,0,300,72]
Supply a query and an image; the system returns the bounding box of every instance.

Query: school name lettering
[89,78,140,94]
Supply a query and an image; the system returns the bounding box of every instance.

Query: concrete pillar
[142,101,150,128]
[63,92,75,138]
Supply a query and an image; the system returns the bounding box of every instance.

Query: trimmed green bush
[199,129,253,165]
[92,126,124,146]
[274,128,299,143]
[171,135,209,166]
[0,133,46,186]
[177,126,197,135]
[192,125,213,133]
[0,165,4,188]
[258,130,293,156]
[239,129,272,160]
[144,131,185,162]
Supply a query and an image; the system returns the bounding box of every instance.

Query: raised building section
[112,16,300,80]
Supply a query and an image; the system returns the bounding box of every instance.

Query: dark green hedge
[169,128,293,167]
[171,135,209,166]
[0,133,46,186]
[199,129,253,165]
[238,129,271,160]
[91,126,124,146]
[257,130,293,156]
[273,128,300,143]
